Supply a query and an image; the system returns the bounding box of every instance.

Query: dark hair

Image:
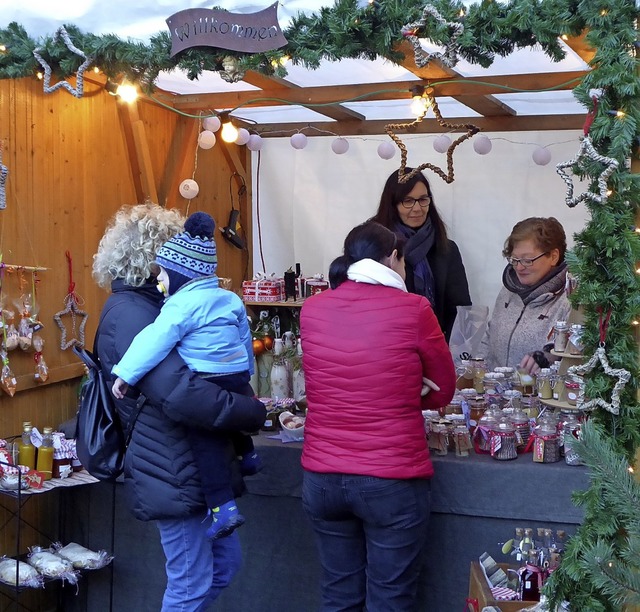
[329,221,400,289]
[502,217,567,262]
[371,168,449,251]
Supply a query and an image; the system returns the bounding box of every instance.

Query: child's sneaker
[206,500,245,540]
[239,452,263,476]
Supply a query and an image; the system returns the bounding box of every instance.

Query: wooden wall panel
[0,76,252,559]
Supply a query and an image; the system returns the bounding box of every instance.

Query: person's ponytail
[328,254,352,289]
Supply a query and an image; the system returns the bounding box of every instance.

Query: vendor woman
[479,216,571,374]
[370,168,471,342]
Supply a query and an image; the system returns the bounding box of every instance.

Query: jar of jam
[470,358,486,394]
[489,419,518,461]
[444,397,463,416]
[483,372,505,395]
[456,360,474,389]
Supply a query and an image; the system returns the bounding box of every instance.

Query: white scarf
[347,258,407,292]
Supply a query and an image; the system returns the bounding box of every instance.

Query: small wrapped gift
[305,274,329,296]
[242,273,285,303]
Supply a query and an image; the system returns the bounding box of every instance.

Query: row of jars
[424,405,584,465]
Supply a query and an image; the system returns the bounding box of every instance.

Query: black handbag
[72,344,145,481]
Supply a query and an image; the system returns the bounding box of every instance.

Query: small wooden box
[467,561,537,612]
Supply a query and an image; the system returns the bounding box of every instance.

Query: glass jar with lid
[552,320,570,353]
[483,372,505,395]
[532,419,561,463]
[452,423,472,457]
[536,368,553,400]
[502,389,522,412]
[456,360,474,389]
[473,412,498,454]
[561,411,584,466]
[494,366,518,388]
[567,324,584,355]
[427,421,449,456]
[444,396,463,416]
[510,407,531,449]
[489,418,518,461]
[564,376,582,406]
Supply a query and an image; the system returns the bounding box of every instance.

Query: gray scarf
[502,261,567,305]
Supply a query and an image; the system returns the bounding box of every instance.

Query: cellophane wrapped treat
[28,546,80,584]
[52,542,113,570]
[0,557,44,588]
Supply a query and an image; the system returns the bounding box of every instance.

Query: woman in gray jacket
[480,216,571,373]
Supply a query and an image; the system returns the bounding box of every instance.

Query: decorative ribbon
[583,96,598,136]
[519,563,548,591]
[65,250,79,304]
[598,306,612,345]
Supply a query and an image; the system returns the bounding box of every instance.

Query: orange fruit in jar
[252,338,266,356]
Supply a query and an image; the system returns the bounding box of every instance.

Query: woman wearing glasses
[480,216,571,373]
[371,168,471,342]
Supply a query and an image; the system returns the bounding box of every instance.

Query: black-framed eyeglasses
[506,252,549,268]
[399,196,431,209]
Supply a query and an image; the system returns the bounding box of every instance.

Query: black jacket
[405,239,471,342]
[95,280,266,521]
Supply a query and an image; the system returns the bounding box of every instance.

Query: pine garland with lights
[0,0,640,609]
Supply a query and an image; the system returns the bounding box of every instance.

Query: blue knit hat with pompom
[155,212,217,289]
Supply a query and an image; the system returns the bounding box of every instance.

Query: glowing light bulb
[458,9,465,17]
[221,120,239,143]
[93,66,100,74]
[0,44,6,52]
[561,34,569,41]
[36,70,44,80]
[116,83,138,103]
[410,95,427,117]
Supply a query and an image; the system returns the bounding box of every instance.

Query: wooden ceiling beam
[169,70,587,112]
[562,32,596,65]
[257,113,586,137]
[395,40,516,117]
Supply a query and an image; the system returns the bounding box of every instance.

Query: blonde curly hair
[93,204,185,289]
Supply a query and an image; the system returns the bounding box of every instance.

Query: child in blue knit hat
[111,211,261,541]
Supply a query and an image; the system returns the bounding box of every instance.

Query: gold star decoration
[54,293,88,350]
[401,4,464,68]
[555,135,619,208]
[32,26,93,98]
[566,346,631,415]
[384,94,480,184]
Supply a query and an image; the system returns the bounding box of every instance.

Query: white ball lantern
[198,130,216,149]
[203,116,221,132]
[532,146,552,166]
[377,142,395,160]
[179,179,200,199]
[331,137,349,155]
[433,135,452,153]
[235,128,251,145]
[473,135,492,155]
[290,133,308,150]
[247,134,263,151]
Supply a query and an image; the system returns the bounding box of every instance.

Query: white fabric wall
[250,130,589,312]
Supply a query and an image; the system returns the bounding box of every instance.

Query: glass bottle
[536,368,553,400]
[520,550,542,601]
[552,320,570,353]
[36,426,54,480]
[17,424,36,469]
[470,357,486,394]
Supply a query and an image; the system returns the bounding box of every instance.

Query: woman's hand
[421,377,441,397]
[519,354,540,376]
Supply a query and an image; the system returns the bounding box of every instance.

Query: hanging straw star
[401,4,464,68]
[566,309,631,415]
[555,97,619,208]
[53,251,88,350]
[385,92,479,184]
[32,26,93,98]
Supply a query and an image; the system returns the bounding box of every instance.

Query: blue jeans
[302,471,431,612]
[156,510,242,611]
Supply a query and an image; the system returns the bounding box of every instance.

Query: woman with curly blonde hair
[91,203,266,612]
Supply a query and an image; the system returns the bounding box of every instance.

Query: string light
[0,44,6,53]
[600,9,608,16]
[607,110,626,118]
[220,112,239,143]
[116,82,138,103]
[561,34,569,41]
[36,69,44,80]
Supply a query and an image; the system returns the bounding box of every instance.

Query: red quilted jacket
[300,280,456,479]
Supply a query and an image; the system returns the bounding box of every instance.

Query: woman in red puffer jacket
[300,220,456,612]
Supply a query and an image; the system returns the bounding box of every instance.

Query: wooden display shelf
[539,398,582,411]
[243,299,305,308]
[551,350,583,359]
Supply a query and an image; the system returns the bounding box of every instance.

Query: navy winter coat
[95,280,266,521]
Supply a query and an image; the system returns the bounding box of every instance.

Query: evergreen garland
[0,0,640,609]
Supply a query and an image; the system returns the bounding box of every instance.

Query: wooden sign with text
[166,3,287,56]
